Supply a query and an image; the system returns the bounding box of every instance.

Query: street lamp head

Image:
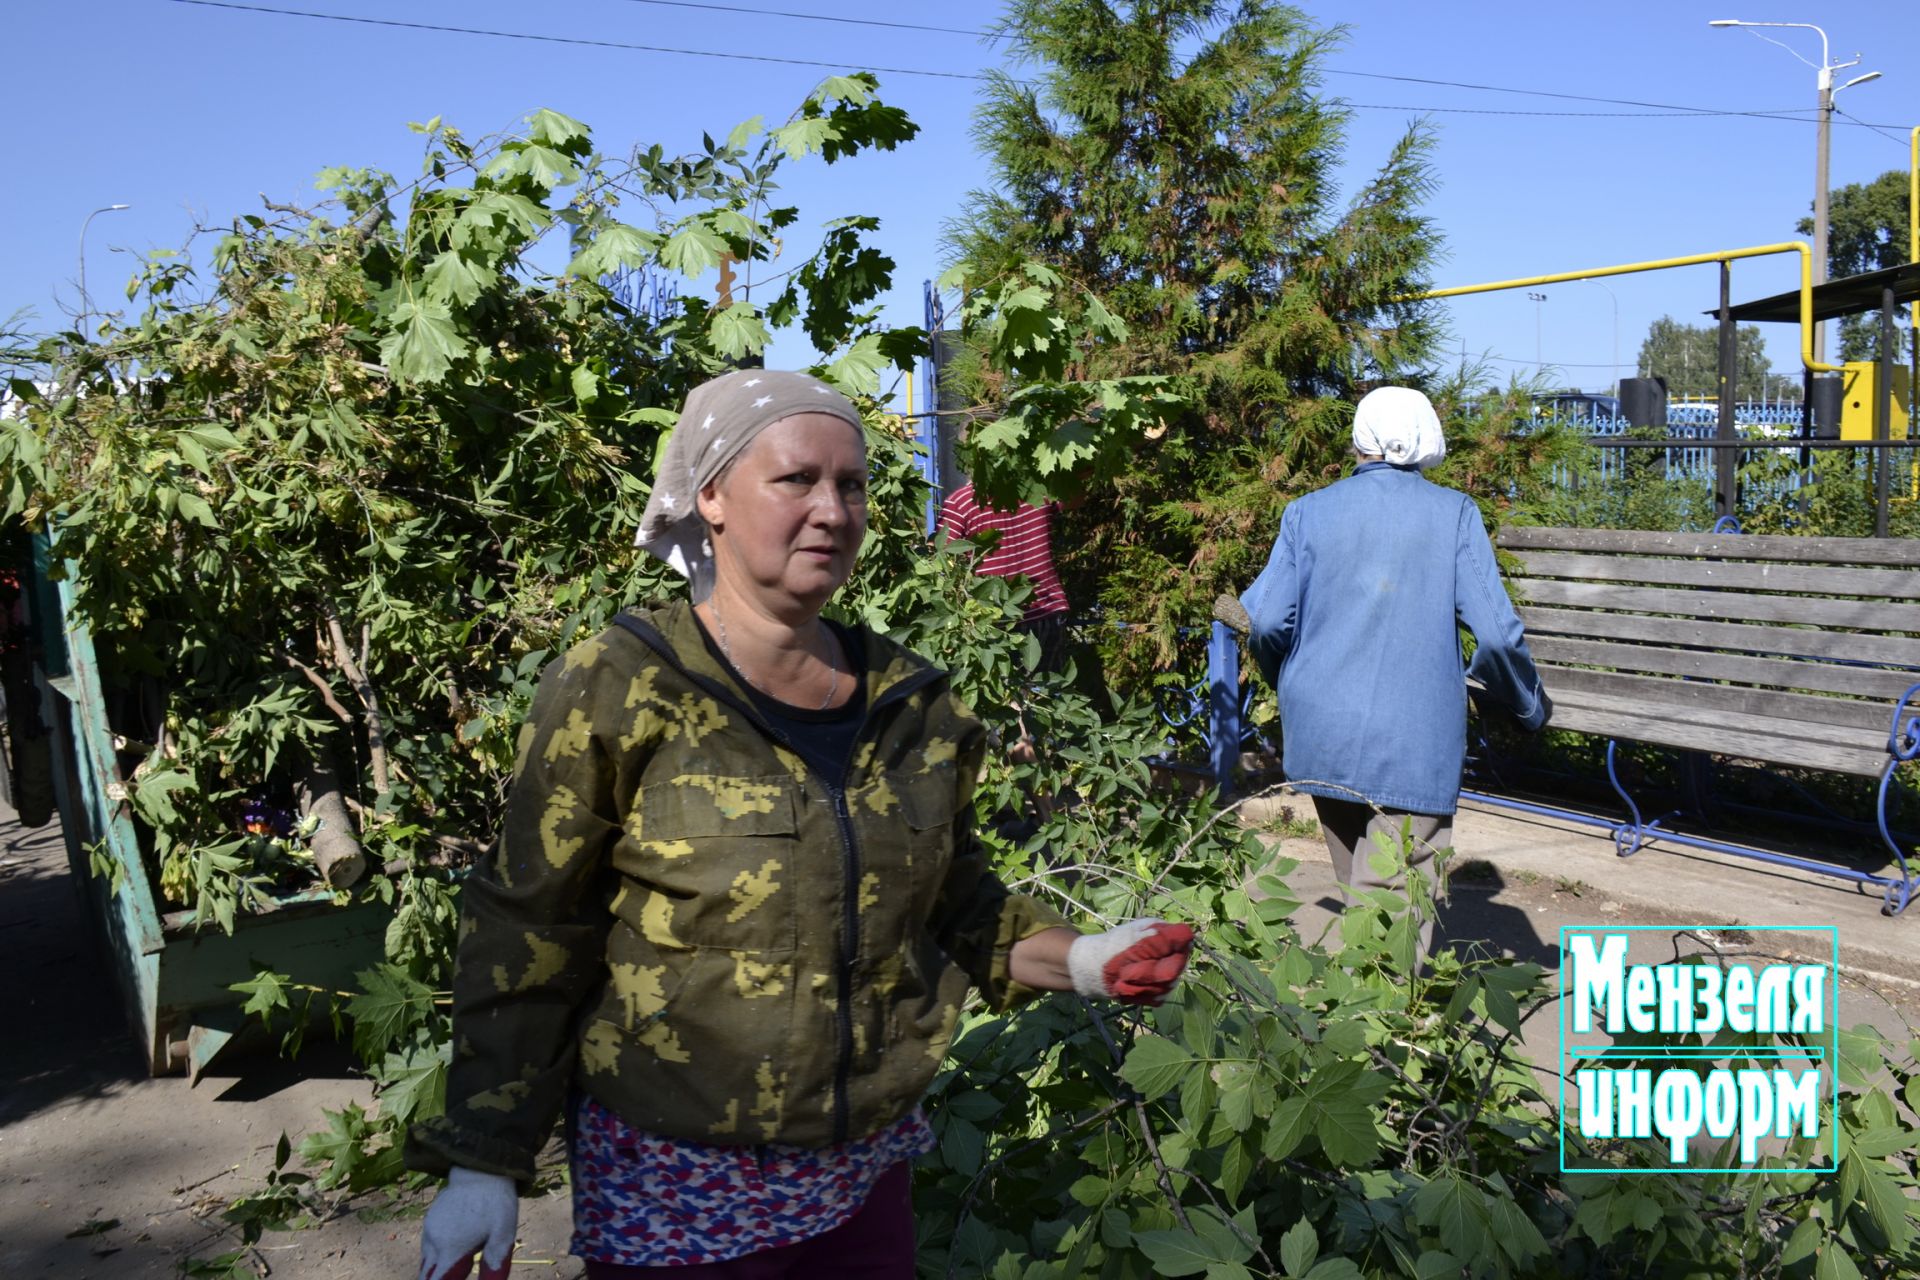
[1836,70,1881,93]
[1708,19,1742,26]
[77,203,134,333]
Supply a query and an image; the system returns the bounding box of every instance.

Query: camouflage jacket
[406,600,1071,1182]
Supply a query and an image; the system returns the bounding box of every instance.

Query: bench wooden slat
[1542,694,1889,777]
[1512,577,1920,633]
[1518,605,1920,670]
[1526,635,1920,703]
[1540,665,1891,735]
[1483,528,1914,825]
[1512,550,1920,601]
[1500,526,1920,567]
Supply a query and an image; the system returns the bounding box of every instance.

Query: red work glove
[1067,919,1196,1005]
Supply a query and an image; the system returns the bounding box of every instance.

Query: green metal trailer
[25,534,390,1080]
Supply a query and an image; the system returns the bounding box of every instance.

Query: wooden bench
[1479,526,1920,915]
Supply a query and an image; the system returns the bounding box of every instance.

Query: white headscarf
[1351,386,1446,471]
[635,369,864,602]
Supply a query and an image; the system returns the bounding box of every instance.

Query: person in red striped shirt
[937,482,1072,673]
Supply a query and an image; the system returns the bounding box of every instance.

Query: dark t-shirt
[692,613,868,789]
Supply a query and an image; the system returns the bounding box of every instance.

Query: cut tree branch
[282,655,354,725]
[942,1099,1128,1280]
[1081,998,1195,1234]
[296,744,366,890]
[322,604,391,797]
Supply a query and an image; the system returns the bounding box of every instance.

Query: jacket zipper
[612,612,945,1142]
[827,782,859,1142]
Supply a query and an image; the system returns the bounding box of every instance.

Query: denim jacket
[1239,463,1547,816]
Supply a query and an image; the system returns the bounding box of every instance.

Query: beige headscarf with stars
[635,369,865,602]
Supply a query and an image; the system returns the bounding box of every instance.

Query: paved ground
[1246,788,1920,1087]
[0,800,580,1280]
[3,788,1914,1277]
[1251,788,1920,995]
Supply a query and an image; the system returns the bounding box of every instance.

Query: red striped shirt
[938,484,1068,619]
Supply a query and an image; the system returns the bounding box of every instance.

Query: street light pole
[78,203,132,335]
[1583,277,1620,397]
[1814,64,1832,288]
[1709,20,1878,365]
[1527,291,1547,378]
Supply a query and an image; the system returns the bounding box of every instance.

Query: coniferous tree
[945,0,1444,669]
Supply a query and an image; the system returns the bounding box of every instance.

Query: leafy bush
[2,85,928,930]
[912,790,1920,1279]
[1740,449,1920,541]
[2,86,936,1189]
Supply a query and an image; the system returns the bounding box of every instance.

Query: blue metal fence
[1547,401,1807,489]
[1531,401,1907,515]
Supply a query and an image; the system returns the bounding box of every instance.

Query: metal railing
[1526,406,1920,522]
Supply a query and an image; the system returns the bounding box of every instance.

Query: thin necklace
[710,602,840,711]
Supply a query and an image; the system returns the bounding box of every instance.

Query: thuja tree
[945,0,1445,675]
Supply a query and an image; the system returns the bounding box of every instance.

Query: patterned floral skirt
[568,1091,935,1267]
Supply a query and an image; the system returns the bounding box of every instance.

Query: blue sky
[8,0,1917,403]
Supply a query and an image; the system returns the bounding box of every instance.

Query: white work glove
[419,1166,517,1280]
[1067,919,1196,1005]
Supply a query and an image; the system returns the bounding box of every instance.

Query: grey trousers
[1310,795,1451,963]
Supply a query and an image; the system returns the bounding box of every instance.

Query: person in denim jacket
[1239,387,1550,957]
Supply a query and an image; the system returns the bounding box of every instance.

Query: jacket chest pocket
[880,767,960,925]
[618,774,800,953]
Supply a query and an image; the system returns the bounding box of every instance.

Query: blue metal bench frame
[1461,721,1918,917]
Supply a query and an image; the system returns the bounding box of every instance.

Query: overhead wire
[165,0,993,79]
[167,0,1911,129]
[1834,108,1914,151]
[1339,102,1810,119]
[607,0,989,39]
[1475,354,1640,369]
[1323,67,1867,126]
[617,0,1917,129]
[1471,355,1811,388]
[1330,66,1796,117]
[532,0,1888,128]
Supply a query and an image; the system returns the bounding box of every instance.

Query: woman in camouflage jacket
[410,371,1195,1279]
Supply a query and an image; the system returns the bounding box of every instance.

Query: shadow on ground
[0,801,578,1279]
[0,811,148,1126]
[1439,863,1565,969]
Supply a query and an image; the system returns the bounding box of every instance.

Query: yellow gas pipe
[1405,241,1840,375]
